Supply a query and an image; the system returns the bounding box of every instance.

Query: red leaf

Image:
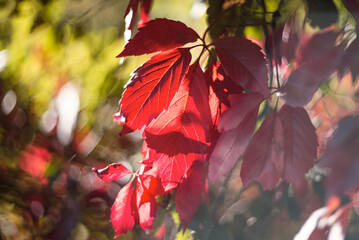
[217,92,264,132]
[318,115,359,197]
[241,110,284,190]
[208,105,259,183]
[296,29,340,66]
[124,0,153,31]
[278,105,318,193]
[118,48,191,134]
[144,62,211,189]
[175,161,206,230]
[134,175,161,230]
[213,37,269,98]
[204,62,243,107]
[111,181,135,237]
[280,41,345,107]
[138,0,152,28]
[93,163,133,181]
[118,19,199,57]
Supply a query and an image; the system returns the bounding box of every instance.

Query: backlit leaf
[111,181,135,237]
[118,19,199,57]
[93,163,133,181]
[117,48,191,134]
[144,62,211,189]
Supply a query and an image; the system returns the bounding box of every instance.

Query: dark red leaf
[280,66,321,107]
[208,105,259,183]
[213,37,269,98]
[339,38,359,81]
[280,40,345,107]
[241,110,284,190]
[118,19,199,57]
[278,105,318,193]
[318,115,359,197]
[218,92,264,132]
[144,62,211,189]
[111,181,135,237]
[296,29,340,66]
[93,163,133,181]
[175,161,206,230]
[117,48,191,134]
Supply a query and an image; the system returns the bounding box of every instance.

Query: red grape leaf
[111,180,135,237]
[117,48,191,134]
[296,29,340,66]
[241,110,284,190]
[280,41,346,107]
[218,92,264,132]
[278,105,318,193]
[208,106,259,183]
[204,61,243,107]
[318,115,359,197]
[93,163,133,181]
[213,37,269,98]
[175,161,206,230]
[118,19,199,57]
[144,62,211,189]
[134,174,162,230]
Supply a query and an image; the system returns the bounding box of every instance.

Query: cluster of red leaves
[94,1,359,237]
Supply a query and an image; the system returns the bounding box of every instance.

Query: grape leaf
[111,181,135,237]
[93,163,133,181]
[241,110,284,190]
[118,18,199,57]
[175,161,206,230]
[318,115,359,197]
[208,105,259,183]
[213,37,269,98]
[144,62,211,189]
[278,105,318,193]
[134,174,162,229]
[217,92,264,132]
[117,48,191,134]
[296,29,340,66]
[280,40,345,107]
[204,61,243,107]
